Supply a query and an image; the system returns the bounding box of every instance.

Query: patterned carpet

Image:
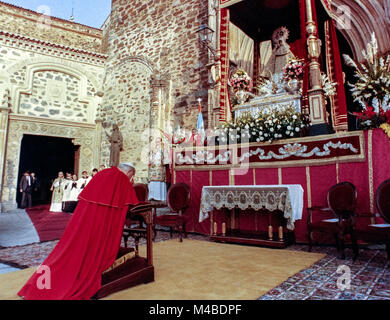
[0,233,389,300]
[261,245,390,300]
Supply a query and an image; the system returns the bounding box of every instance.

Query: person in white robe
[77,171,91,192]
[62,174,80,213]
[62,173,73,210]
[49,172,65,212]
[148,137,170,202]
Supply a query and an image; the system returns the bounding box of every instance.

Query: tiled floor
[260,244,390,300]
[0,234,389,300]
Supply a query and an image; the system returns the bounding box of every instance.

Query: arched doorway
[16,135,79,207]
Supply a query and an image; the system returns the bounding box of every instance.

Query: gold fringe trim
[368,130,374,215]
[103,251,136,275]
[380,123,390,139]
[306,166,312,209]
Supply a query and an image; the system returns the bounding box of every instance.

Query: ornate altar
[234,92,302,118]
[94,203,154,299]
[231,27,303,119]
[200,185,304,248]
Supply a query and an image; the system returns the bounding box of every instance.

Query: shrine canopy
[218,0,351,133]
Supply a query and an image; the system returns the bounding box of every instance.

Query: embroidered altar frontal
[172,129,390,243]
[174,131,365,170]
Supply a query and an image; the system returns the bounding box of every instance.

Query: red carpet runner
[26,205,72,242]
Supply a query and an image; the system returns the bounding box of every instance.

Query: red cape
[18,167,139,300]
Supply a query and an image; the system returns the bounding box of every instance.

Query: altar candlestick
[279,226,284,241]
[213,222,217,236]
[222,222,226,236]
[268,226,273,240]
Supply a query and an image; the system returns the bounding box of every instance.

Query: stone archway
[1,117,96,211]
[331,0,390,61]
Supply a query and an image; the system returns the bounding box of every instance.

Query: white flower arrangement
[343,33,390,109]
[321,73,337,97]
[217,104,310,144]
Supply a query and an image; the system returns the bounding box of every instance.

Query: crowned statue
[232,26,304,118]
[263,26,296,84]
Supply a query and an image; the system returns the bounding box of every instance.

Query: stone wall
[18,70,95,123]
[0,3,107,211]
[102,0,211,182]
[0,1,103,53]
[0,44,105,124]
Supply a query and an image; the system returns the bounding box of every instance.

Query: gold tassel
[380,123,390,139]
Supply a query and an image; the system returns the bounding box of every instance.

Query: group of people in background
[19,171,40,209]
[49,165,106,213]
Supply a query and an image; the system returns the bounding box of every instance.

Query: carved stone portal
[1,118,96,211]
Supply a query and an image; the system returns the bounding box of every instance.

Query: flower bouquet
[343,33,390,112]
[353,105,390,130]
[230,69,253,92]
[321,73,337,97]
[283,58,305,82]
[216,105,310,144]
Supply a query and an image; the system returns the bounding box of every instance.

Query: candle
[268,226,273,240]
[279,226,284,241]
[222,222,226,236]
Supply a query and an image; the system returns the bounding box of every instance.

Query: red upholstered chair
[153,183,190,242]
[307,182,358,259]
[354,179,390,260]
[133,183,149,202]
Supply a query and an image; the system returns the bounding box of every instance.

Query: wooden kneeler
[94,203,155,299]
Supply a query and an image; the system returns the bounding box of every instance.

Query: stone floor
[0,232,389,300]
[0,263,19,275]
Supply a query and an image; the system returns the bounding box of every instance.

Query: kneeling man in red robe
[18,163,139,300]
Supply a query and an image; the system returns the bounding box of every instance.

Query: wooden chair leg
[333,233,340,251]
[351,231,359,261]
[183,223,187,238]
[170,227,173,238]
[152,225,157,241]
[178,225,183,243]
[135,238,139,257]
[123,235,129,248]
[307,230,313,252]
[338,232,346,260]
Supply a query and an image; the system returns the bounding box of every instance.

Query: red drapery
[324,19,349,132]
[18,167,139,300]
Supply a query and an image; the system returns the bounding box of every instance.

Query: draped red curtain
[324,13,349,131]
